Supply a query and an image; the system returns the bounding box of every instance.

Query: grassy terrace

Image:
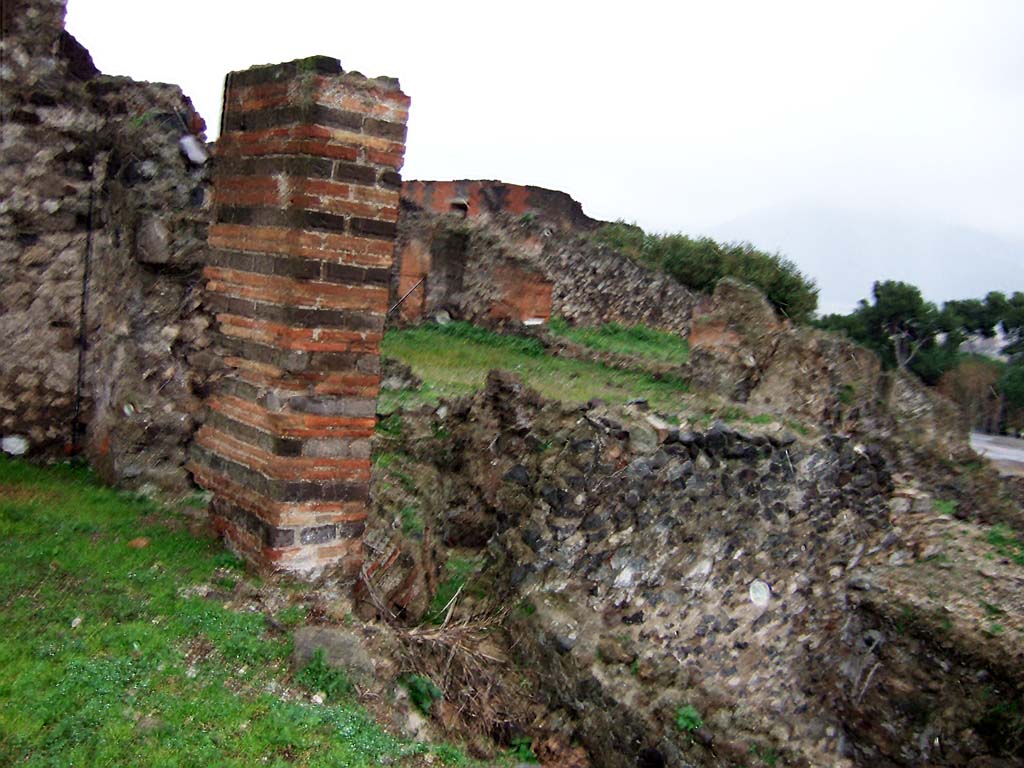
[0,459,458,767]
[546,317,690,364]
[380,321,691,414]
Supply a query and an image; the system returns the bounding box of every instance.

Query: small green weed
[987,525,1024,566]
[976,692,1024,756]
[716,406,776,426]
[433,743,470,766]
[508,735,539,763]
[376,412,405,438]
[277,604,308,627]
[784,419,810,436]
[374,453,417,492]
[895,605,916,635]
[402,674,443,715]
[676,704,703,732]
[718,406,746,421]
[983,601,1006,618]
[838,383,856,405]
[425,556,480,625]
[400,506,424,537]
[295,648,353,703]
[935,499,959,517]
[515,598,536,617]
[750,743,780,766]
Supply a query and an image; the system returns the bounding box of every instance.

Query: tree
[819,281,941,372]
[938,357,1004,433]
[1002,292,1024,357]
[1001,362,1024,433]
[818,284,1024,433]
[865,281,941,370]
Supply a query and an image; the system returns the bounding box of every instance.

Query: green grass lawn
[546,317,690,364]
[380,322,690,414]
[0,459,455,767]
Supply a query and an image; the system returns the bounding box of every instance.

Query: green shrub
[592,220,648,260]
[658,235,724,293]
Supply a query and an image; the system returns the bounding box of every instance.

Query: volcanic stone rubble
[365,371,1024,767]
[1,0,213,492]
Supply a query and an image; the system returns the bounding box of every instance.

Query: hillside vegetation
[593,220,819,322]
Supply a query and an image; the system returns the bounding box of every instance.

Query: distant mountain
[708,206,1024,316]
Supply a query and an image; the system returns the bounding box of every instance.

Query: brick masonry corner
[189,56,409,577]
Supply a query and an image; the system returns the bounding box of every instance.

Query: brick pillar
[189,56,409,577]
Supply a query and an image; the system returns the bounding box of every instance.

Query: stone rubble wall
[1,0,213,493]
[687,279,976,461]
[367,372,1024,768]
[188,57,409,576]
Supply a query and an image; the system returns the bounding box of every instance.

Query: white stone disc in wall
[749,579,771,608]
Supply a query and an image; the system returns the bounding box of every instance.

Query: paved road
[971,432,1024,476]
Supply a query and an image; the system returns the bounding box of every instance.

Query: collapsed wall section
[189,58,408,576]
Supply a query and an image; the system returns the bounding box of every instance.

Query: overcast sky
[66,1,1023,310]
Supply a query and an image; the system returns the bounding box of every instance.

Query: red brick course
[193,57,407,577]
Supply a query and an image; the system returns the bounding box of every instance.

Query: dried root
[358,567,527,744]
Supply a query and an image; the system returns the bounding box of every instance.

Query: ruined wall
[188,57,408,576]
[367,372,1024,768]
[402,179,599,232]
[687,279,970,448]
[394,209,696,331]
[1,0,213,492]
